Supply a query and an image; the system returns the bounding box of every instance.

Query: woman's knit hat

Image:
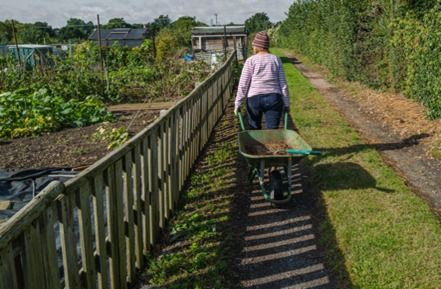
[252,31,270,50]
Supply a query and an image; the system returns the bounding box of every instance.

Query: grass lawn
[272,48,441,289]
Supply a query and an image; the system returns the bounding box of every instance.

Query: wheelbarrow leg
[258,160,270,200]
[287,158,292,196]
[248,166,257,183]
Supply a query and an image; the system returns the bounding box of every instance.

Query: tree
[170,16,206,47]
[104,18,132,29]
[0,21,13,44]
[245,12,272,33]
[58,18,94,42]
[155,28,179,61]
[147,15,171,39]
[17,22,54,44]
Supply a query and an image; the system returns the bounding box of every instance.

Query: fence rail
[0,51,237,289]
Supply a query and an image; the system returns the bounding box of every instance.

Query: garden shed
[7,45,54,69]
[88,28,148,48]
[191,26,248,63]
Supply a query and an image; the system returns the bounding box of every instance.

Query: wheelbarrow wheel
[270,170,284,200]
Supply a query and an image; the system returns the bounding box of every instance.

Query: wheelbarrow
[237,112,321,205]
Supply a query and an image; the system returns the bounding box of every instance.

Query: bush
[276,0,441,118]
[107,66,156,102]
[155,29,180,62]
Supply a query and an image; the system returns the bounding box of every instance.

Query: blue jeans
[246,93,283,129]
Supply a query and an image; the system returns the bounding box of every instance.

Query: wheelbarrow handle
[237,111,246,131]
[286,149,322,155]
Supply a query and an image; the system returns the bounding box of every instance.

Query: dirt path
[283,52,441,216]
[237,168,336,289]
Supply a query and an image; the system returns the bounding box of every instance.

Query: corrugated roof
[88,28,147,41]
[192,26,247,35]
[7,44,53,49]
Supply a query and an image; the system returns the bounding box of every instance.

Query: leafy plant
[92,124,129,150]
[0,88,112,138]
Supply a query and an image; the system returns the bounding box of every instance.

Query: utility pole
[214,13,218,26]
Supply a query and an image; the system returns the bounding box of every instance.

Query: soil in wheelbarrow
[245,142,290,156]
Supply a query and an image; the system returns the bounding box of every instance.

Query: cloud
[0,0,292,27]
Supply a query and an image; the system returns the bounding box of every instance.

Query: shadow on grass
[315,133,430,158]
[313,162,395,193]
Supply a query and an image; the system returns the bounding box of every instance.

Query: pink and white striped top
[235,53,289,111]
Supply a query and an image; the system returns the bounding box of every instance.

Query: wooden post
[96,14,106,96]
[233,36,238,62]
[11,21,22,68]
[96,15,104,73]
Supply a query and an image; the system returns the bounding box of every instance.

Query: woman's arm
[234,58,253,113]
[277,57,290,108]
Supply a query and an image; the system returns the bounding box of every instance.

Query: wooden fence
[0,51,237,289]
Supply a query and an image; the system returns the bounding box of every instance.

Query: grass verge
[142,116,242,289]
[273,48,441,289]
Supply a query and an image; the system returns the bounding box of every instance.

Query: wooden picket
[0,51,236,289]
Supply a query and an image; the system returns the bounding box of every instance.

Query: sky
[0,0,292,27]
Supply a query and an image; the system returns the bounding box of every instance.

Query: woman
[234,31,289,130]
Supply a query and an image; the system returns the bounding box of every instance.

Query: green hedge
[276,0,441,118]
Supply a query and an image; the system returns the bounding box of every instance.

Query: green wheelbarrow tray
[237,111,320,205]
[238,129,312,167]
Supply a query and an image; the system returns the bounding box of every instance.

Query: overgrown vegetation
[0,30,211,138]
[275,0,441,118]
[0,88,111,138]
[273,48,441,289]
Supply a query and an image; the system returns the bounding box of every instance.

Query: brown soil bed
[0,110,159,171]
[245,142,290,155]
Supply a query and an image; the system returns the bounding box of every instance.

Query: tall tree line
[0,15,176,44]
